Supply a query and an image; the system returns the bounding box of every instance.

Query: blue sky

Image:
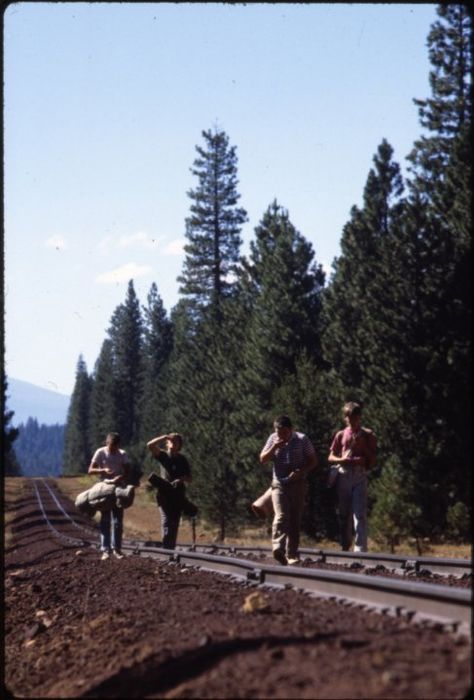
[4,2,437,396]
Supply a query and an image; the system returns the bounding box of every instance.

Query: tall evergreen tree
[140,283,173,467]
[240,200,325,410]
[89,339,118,448]
[164,126,249,537]
[63,356,92,474]
[234,201,326,505]
[107,280,144,445]
[178,126,248,315]
[396,3,472,525]
[407,4,471,197]
[3,373,22,476]
[321,139,404,398]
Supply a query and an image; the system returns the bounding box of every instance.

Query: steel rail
[31,481,471,635]
[172,542,472,578]
[38,478,471,578]
[39,478,99,536]
[122,542,471,636]
[32,480,90,548]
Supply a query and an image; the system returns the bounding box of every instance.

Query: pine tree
[321,139,404,397]
[3,373,22,476]
[178,126,248,315]
[165,126,248,537]
[369,457,423,554]
[140,283,173,469]
[239,200,325,414]
[89,339,118,449]
[63,356,92,474]
[234,201,326,509]
[107,280,144,445]
[398,3,472,527]
[407,4,471,197]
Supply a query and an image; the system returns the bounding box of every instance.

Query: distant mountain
[6,377,70,426]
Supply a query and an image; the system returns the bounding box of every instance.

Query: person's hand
[102,467,114,475]
[274,439,286,451]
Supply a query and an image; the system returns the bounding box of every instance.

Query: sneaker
[101,551,110,561]
[272,549,288,566]
[113,550,124,559]
[287,558,301,566]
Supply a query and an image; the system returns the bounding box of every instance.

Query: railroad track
[33,478,472,636]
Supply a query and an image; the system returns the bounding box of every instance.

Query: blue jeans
[100,506,123,552]
[160,507,181,550]
[336,467,367,552]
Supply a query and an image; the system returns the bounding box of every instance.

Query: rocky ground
[4,479,472,699]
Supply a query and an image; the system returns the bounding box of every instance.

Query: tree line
[53,5,471,546]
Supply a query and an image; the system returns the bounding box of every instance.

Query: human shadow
[81,631,341,698]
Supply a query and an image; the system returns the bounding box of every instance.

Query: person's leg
[271,483,289,561]
[287,480,306,560]
[100,510,112,552]
[111,506,124,553]
[336,471,354,551]
[160,507,180,549]
[166,511,181,549]
[352,474,368,552]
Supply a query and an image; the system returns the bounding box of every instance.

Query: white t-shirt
[91,446,130,480]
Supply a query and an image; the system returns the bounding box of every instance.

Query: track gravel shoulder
[4,479,472,699]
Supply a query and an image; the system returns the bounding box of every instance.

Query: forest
[5,5,470,548]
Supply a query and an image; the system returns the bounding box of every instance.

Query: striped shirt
[262,431,316,481]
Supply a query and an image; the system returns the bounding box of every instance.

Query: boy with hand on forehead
[147,432,192,550]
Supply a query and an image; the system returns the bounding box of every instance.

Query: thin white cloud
[97,235,115,253]
[95,262,152,285]
[164,238,185,255]
[44,235,67,250]
[97,231,164,253]
[118,231,162,249]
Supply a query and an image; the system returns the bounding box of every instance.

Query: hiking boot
[113,550,124,559]
[272,549,288,566]
[101,551,110,561]
[287,558,301,566]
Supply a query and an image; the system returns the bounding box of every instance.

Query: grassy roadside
[4,476,471,558]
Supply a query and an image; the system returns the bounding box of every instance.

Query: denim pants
[160,507,181,550]
[100,506,123,552]
[336,466,367,552]
[271,479,307,559]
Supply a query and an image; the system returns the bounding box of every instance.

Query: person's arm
[328,449,362,466]
[88,453,113,477]
[287,440,318,481]
[362,430,377,469]
[260,436,285,464]
[328,432,342,465]
[147,434,170,457]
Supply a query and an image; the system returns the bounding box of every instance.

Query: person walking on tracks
[146,432,193,550]
[88,432,131,560]
[328,402,377,552]
[260,415,317,566]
